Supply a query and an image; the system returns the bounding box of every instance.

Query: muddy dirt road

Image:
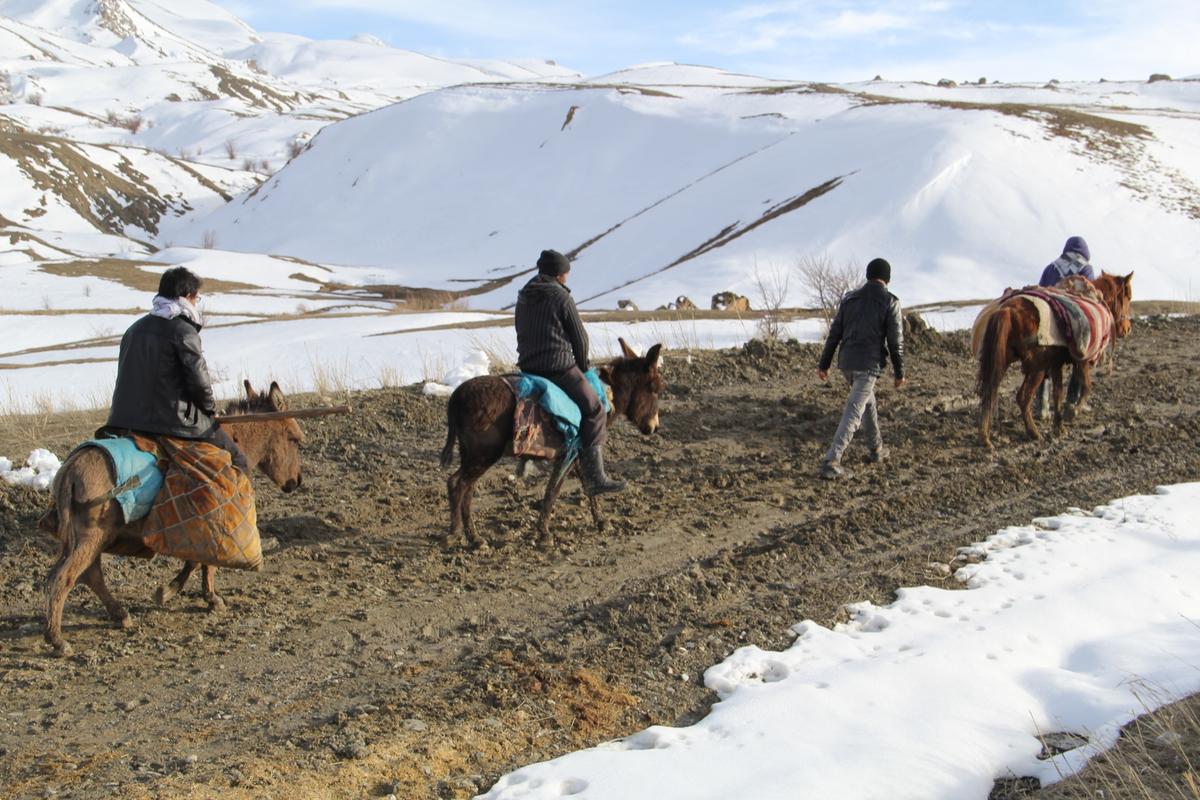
[2,315,1198,799]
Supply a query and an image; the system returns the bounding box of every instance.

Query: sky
[212,0,1200,82]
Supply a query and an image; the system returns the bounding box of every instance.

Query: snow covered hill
[177,67,1200,307]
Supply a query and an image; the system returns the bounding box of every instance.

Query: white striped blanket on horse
[972,283,1113,363]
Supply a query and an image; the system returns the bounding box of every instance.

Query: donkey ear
[1125,270,1134,282]
[618,337,638,359]
[243,379,256,400]
[645,343,663,371]
[268,381,287,411]
[597,365,613,385]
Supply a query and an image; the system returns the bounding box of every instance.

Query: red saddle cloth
[506,377,565,460]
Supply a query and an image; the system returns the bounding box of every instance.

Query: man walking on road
[816,257,906,480]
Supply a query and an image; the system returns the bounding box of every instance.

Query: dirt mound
[1,317,1198,799]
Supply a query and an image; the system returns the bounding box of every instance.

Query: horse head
[227,380,304,493]
[1097,271,1134,338]
[598,338,665,435]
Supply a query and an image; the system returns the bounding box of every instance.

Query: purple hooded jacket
[1039,236,1095,287]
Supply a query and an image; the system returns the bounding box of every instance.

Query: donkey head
[230,380,304,493]
[1100,271,1134,338]
[598,338,665,435]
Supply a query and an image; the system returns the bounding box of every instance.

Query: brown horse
[976,272,1133,448]
[440,338,663,550]
[43,381,304,657]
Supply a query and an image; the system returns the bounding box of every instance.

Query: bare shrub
[1149,73,1172,83]
[241,157,256,172]
[258,158,270,173]
[796,253,861,327]
[753,264,790,342]
[201,230,218,249]
[288,139,305,160]
[28,92,43,106]
[224,139,237,160]
[106,110,144,134]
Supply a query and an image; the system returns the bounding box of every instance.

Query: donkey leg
[202,565,225,613]
[44,530,105,657]
[444,465,489,550]
[80,558,133,629]
[155,560,198,605]
[537,457,573,550]
[577,462,607,533]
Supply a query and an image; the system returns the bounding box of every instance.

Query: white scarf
[151,294,203,327]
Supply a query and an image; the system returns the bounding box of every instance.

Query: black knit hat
[866,257,891,283]
[537,249,571,276]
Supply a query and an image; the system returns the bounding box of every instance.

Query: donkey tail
[50,458,77,553]
[976,305,1013,424]
[440,391,459,470]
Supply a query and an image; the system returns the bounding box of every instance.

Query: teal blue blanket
[515,368,612,453]
[72,437,164,524]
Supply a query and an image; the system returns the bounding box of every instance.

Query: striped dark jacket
[515,274,589,374]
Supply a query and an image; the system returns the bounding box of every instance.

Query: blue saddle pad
[514,368,612,453]
[73,437,165,524]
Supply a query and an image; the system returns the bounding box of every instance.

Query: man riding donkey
[41,267,293,655]
[1034,236,1095,419]
[514,249,624,495]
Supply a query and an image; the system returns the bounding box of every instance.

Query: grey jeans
[823,368,883,465]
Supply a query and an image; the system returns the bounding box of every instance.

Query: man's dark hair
[157,266,202,299]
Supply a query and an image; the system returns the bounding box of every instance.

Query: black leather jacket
[105,314,217,438]
[514,275,590,374]
[818,281,905,379]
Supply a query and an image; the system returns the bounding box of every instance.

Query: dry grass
[1040,689,1200,800]
[0,387,106,457]
[37,258,256,293]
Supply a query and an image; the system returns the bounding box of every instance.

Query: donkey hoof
[51,641,73,658]
[154,585,175,605]
[206,596,227,614]
[116,611,135,629]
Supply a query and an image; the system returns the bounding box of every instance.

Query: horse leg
[1017,368,1043,441]
[44,526,105,657]
[80,557,133,629]
[1075,362,1094,412]
[202,564,225,613]
[537,455,573,550]
[576,462,606,533]
[1050,365,1065,434]
[155,559,198,605]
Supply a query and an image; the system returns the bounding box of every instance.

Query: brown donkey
[976,272,1132,448]
[440,338,664,550]
[44,381,304,656]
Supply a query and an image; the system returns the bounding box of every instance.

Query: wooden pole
[215,405,351,425]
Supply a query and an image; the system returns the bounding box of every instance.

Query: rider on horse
[514,249,624,496]
[1036,236,1096,417]
[105,266,247,472]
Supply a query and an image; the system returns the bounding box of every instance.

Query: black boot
[580,445,626,496]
